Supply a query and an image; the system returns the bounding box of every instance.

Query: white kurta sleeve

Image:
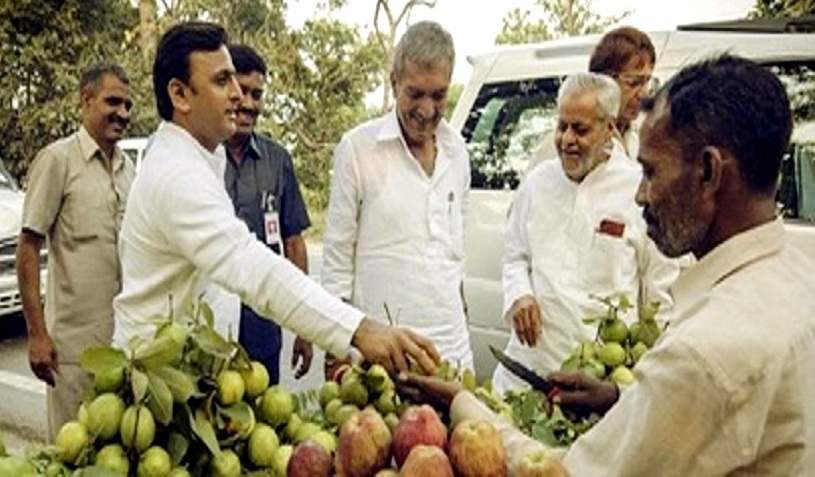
[158,165,364,359]
[321,136,361,301]
[501,181,536,321]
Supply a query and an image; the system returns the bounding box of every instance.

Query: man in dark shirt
[224,44,313,382]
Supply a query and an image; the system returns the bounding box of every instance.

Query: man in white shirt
[492,73,677,394]
[114,21,440,375]
[321,21,473,370]
[401,54,815,476]
[527,26,657,171]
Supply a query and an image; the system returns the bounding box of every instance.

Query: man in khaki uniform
[16,61,134,440]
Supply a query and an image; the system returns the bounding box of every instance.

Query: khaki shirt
[23,126,134,363]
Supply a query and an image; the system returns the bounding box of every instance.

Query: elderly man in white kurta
[492,73,678,394]
[322,21,473,370]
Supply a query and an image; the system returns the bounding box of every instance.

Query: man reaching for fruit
[402,55,815,475]
[112,21,440,376]
[493,72,678,395]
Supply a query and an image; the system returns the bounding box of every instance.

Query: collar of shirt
[376,108,458,156]
[77,125,127,173]
[158,121,227,178]
[670,218,784,326]
[226,132,262,163]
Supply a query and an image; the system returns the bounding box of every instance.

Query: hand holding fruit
[395,372,463,410]
[351,318,440,374]
[511,295,542,347]
[547,371,619,416]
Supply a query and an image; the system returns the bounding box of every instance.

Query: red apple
[287,440,332,477]
[399,445,454,477]
[334,407,392,477]
[448,420,507,477]
[392,405,448,468]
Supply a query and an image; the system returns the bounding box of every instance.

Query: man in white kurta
[493,74,678,394]
[321,109,473,369]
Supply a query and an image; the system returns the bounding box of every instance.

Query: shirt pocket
[582,230,636,294]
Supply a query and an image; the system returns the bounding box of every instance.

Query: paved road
[0,243,327,449]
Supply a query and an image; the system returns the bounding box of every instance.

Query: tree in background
[0,0,139,179]
[749,0,815,17]
[495,0,630,45]
[0,0,384,221]
[373,0,437,112]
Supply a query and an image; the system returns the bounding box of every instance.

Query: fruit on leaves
[392,404,447,468]
[374,388,398,415]
[374,470,398,477]
[318,381,341,409]
[0,456,37,476]
[511,447,568,477]
[137,446,172,477]
[339,376,369,408]
[210,449,241,477]
[332,404,360,428]
[324,398,343,423]
[240,361,270,399]
[94,443,130,475]
[610,366,635,386]
[259,386,294,428]
[273,445,294,477]
[294,422,323,444]
[448,420,507,477]
[597,342,626,368]
[599,319,628,344]
[287,440,333,477]
[365,364,393,393]
[120,405,156,452]
[87,392,125,441]
[248,423,280,468]
[579,359,606,380]
[216,370,245,406]
[335,407,392,477]
[94,366,125,393]
[55,421,89,464]
[631,341,649,364]
[169,468,192,477]
[311,430,338,454]
[399,445,454,477]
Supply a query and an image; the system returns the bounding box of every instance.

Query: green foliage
[444,82,464,120]
[1,0,384,218]
[495,0,630,45]
[749,0,815,18]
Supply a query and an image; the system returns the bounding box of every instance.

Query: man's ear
[699,146,724,199]
[389,71,397,93]
[168,78,191,114]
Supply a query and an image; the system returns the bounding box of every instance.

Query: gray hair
[80,61,130,95]
[392,21,455,78]
[557,72,621,120]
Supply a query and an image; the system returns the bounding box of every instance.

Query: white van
[119,137,149,172]
[450,19,815,379]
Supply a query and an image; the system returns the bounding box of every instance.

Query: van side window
[769,61,815,222]
[463,77,562,190]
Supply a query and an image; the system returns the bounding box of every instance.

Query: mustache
[108,114,129,127]
[237,107,259,118]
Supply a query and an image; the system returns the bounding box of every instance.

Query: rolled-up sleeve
[321,136,360,301]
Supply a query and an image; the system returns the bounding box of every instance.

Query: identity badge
[262,191,282,252]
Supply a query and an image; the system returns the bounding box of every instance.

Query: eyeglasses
[614,74,659,92]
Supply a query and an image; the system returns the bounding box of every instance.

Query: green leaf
[193,408,222,457]
[530,421,559,447]
[146,370,174,425]
[152,366,196,403]
[618,294,632,311]
[72,466,122,477]
[79,346,128,376]
[199,300,215,329]
[167,431,189,467]
[133,336,184,370]
[190,326,234,360]
[131,368,149,404]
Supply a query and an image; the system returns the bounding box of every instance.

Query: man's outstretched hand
[396,372,463,410]
[351,318,440,375]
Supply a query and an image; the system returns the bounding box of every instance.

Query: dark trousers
[238,303,282,384]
